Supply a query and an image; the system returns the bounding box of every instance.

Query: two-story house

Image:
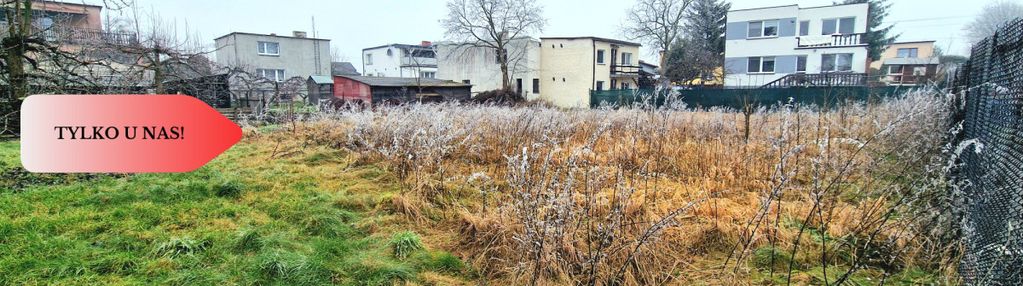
[539,37,642,108]
[362,42,438,78]
[0,0,136,49]
[723,3,870,88]
[871,41,940,86]
[435,37,541,99]
[214,31,331,83]
[0,1,142,89]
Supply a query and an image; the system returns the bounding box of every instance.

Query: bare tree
[440,0,545,95]
[621,0,694,81]
[114,7,215,94]
[0,0,134,135]
[964,0,1023,45]
[435,37,536,95]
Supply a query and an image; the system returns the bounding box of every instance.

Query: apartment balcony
[761,73,868,88]
[400,57,437,68]
[611,64,641,78]
[796,33,867,49]
[0,23,138,46]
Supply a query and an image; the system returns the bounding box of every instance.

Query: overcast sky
[89,0,1012,71]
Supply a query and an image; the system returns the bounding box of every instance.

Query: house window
[822,17,855,35]
[888,65,904,75]
[256,69,286,82]
[532,78,540,94]
[796,55,807,73]
[257,42,280,56]
[463,79,471,84]
[595,81,604,91]
[799,21,810,36]
[621,82,630,89]
[896,48,919,58]
[747,56,775,73]
[365,53,373,65]
[748,20,779,38]
[621,52,633,65]
[420,71,436,78]
[821,53,854,72]
[596,50,606,64]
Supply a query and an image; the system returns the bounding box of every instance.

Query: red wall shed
[333,76,372,104]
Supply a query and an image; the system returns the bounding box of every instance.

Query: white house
[723,3,870,87]
[362,42,438,78]
[435,37,541,99]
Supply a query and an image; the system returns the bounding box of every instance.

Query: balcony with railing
[761,73,868,88]
[400,56,437,68]
[611,64,641,77]
[796,33,867,49]
[0,23,138,46]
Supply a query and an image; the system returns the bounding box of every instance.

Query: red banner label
[21,95,242,173]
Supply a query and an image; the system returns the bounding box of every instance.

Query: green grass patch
[0,139,468,285]
[390,231,425,260]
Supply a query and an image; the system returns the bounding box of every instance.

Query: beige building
[871,41,940,86]
[870,41,937,70]
[539,37,641,108]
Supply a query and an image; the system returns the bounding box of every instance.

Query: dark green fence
[590,86,914,109]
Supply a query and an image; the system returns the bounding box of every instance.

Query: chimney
[421,41,432,47]
[293,31,308,38]
[269,33,277,36]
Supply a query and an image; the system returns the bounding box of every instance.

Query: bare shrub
[284,88,955,284]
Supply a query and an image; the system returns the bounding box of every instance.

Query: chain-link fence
[953,18,1023,285]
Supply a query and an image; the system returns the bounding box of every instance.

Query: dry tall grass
[265,90,958,285]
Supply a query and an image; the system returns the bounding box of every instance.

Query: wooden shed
[307,76,335,105]
[332,75,472,105]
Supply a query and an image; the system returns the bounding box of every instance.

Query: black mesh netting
[954,18,1023,285]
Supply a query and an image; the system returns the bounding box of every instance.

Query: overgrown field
[1,91,961,285]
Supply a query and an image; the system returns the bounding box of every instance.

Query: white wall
[362,45,438,78]
[436,38,541,99]
[362,46,401,77]
[723,3,870,87]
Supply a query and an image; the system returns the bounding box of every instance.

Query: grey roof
[362,43,432,51]
[540,36,642,47]
[884,57,940,65]
[338,75,471,88]
[214,32,330,41]
[309,75,333,84]
[892,40,937,45]
[331,62,361,76]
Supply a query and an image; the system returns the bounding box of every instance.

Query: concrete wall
[435,38,541,100]
[539,38,640,108]
[362,45,438,78]
[215,33,331,81]
[870,42,937,70]
[723,3,869,87]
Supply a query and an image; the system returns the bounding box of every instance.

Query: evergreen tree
[664,0,729,84]
[842,0,899,61]
[684,0,730,59]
